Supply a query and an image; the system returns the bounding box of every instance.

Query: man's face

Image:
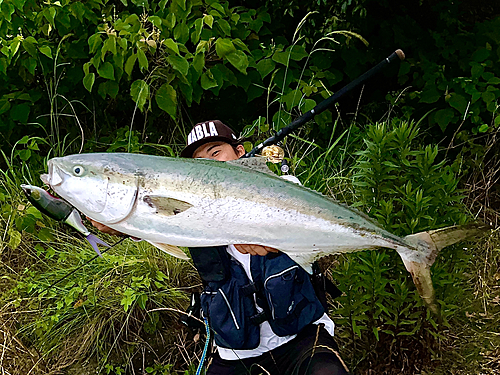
[193,141,245,161]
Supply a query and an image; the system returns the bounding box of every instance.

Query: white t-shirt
[216,244,335,360]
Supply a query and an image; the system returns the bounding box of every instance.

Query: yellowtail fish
[40,153,489,314]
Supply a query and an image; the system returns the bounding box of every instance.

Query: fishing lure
[21,184,110,257]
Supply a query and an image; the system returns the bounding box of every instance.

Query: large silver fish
[41,153,487,314]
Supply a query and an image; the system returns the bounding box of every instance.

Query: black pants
[206,324,350,375]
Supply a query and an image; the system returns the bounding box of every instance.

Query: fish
[40,153,489,315]
[21,184,111,257]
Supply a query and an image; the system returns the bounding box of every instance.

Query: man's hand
[234,244,279,256]
[87,217,126,237]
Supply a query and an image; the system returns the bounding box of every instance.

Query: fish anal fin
[143,196,193,216]
[148,241,190,260]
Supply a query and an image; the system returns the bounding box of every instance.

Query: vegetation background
[0,0,499,373]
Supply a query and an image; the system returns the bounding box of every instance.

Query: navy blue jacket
[190,246,325,350]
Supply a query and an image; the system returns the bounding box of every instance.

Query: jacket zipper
[264,265,299,319]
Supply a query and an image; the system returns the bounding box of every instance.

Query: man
[91,120,349,375]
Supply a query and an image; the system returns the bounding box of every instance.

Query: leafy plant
[324,119,471,371]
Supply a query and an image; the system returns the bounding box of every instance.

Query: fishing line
[43,236,127,292]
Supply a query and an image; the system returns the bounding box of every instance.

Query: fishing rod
[244,49,405,158]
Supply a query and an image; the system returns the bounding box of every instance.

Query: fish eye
[73,166,85,176]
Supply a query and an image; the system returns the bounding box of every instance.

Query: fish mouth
[40,174,49,184]
[41,160,66,187]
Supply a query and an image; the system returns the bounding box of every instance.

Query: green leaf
[8,230,21,250]
[272,50,289,66]
[192,18,203,44]
[173,0,186,11]
[488,77,500,85]
[19,149,31,161]
[137,47,149,71]
[11,104,30,123]
[165,13,176,29]
[83,73,95,92]
[38,45,52,59]
[44,7,57,26]
[470,63,484,79]
[435,108,455,131]
[0,99,11,115]
[88,34,102,54]
[217,19,231,36]
[256,59,275,79]
[281,89,301,111]
[1,1,15,21]
[210,2,225,14]
[148,15,162,28]
[215,38,236,58]
[22,37,38,57]
[163,38,179,55]
[448,94,468,114]
[22,57,37,75]
[478,124,489,133]
[166,55,189,76]
[102,36,117,56]
[130,80,150,111]
[97,62,115,80]
[155,83,177,119]
[125,53,137,75]
[472,48,490,62]
[98,80,119,98]
[200,71,218,89]
[302,99,316,113]
[193,53,205,74]
[419,88,441,103]
[12,0,26,11]
[203,14,214,28]
[226,50,248,74]
[288,45,308,61]
[233,38,250,53]
[173,23,189,44]
[482,91,496,103]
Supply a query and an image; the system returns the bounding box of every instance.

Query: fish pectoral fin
[226,157,275,176]
[143,196,193,216]
[148,241,190,260]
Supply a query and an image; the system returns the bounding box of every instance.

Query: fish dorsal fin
[227,157,275,176]
[147,241,190,260]
[143,196,193,216]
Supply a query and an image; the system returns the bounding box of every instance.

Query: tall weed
[328,119,472,373]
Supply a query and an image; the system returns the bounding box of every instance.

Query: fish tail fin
[400,223,490,316]
[85,233,111,258]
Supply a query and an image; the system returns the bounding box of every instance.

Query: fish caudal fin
[147,241,190,260]
[85,234,111,258]
[400,223,490,316]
